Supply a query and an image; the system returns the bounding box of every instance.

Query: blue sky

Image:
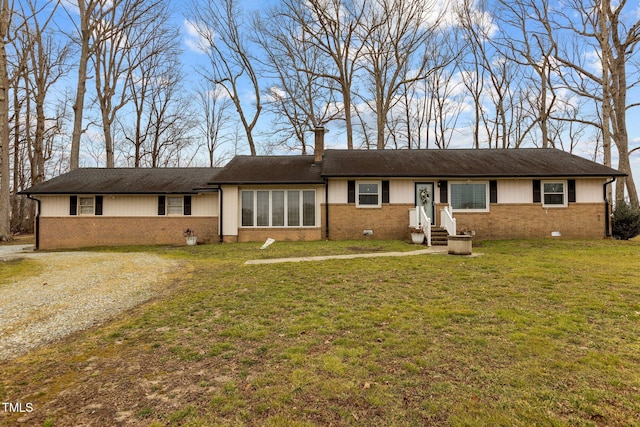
[174,0,640,185]
[38,0,640,190]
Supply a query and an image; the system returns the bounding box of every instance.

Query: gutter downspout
[603,177,616,237]
[218,186,224,243]
[324,178,329,240]
[26,195,41,250]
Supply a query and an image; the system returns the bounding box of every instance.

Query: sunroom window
[450,182,488,212]
[241,190,316,227]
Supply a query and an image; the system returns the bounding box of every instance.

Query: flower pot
[411,232,425,244]
[185,236,197,246]
[447,235,472,255]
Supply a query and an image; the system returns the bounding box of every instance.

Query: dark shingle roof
[20,149,623,195]
[212,155,324,184]
[20,168,222,195]
[320,148,625,178]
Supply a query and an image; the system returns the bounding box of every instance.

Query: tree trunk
[0,0,11,240]
[70,5,91,171]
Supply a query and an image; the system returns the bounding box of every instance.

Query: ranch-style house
[20,129,625,250]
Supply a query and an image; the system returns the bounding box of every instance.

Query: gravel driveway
[0,246,182,361]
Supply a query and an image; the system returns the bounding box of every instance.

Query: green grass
[1,239,639,426]
[0,258,43,285]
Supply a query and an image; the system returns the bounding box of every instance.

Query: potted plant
[409,225,425,244]
[448,225,472,255]
[183,228,197,246]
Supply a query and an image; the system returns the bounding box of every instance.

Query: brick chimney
[314,126,325,163]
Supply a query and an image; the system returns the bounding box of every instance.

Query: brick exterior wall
[237,228,323,243]
[38,217,218,249]
[327,204,414,240]
[438,203,606,239]
[38,202,606,249]
[327,202,606,241]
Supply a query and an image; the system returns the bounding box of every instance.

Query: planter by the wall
[185,236,197,246]
[447,234,472,255]
[411,232,425,244]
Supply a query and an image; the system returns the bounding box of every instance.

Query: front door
[415,182,435,225]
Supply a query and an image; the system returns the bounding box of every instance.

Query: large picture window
[450,182,489,212]
[241,190,316,227]
[542,181,567,207]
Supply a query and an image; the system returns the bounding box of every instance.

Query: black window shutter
[568,180,576,203]
[347,180,355,204]
[439,181,448,204]
[95,196,103,215]
[381,181,390,204]
[70,196,77,216]
[158,196,166,215]
[183,196,192,215]
[489,180,498,204]
[533,180,541,203]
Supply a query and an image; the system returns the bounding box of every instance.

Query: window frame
[78,196,95,216]
[356,180,381,208]
[449,181,490,213]
[240,189,316,228]
[541,180,567,208]
[166,196,184,215]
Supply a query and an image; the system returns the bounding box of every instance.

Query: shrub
[612,200,640,240]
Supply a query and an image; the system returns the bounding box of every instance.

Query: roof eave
[215,180,325,186]
[323,172,627,179]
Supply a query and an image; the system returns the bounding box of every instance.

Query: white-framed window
[241,189,316,227]
[167,196,183,215]
[450,182,489,212]
[357,181,380,207]
[78,196,95,215]
[542,181,567,207]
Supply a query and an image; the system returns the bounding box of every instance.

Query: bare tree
[361,0,447,149]
[120,1,181,167]
[18,0,69,184]
[457,0,527,149]
[498,0,559,149]
[64,0,114,170]
[194,80,232,166]
[545,0,639,206]
[120,50,196,167]
[254,9,341,154]
[0,0,11,240]
[278,0,372,150]
[92,0,169,167]
[189,0,261,155]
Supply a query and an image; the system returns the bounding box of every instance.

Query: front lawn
[1,239,639,426]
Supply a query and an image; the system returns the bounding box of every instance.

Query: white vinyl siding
[36,194,218,217]
[497,180,532,204]
[576,179,606,203]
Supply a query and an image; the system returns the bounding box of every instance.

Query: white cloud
[183,19,213,54]
[266,86,287,103]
